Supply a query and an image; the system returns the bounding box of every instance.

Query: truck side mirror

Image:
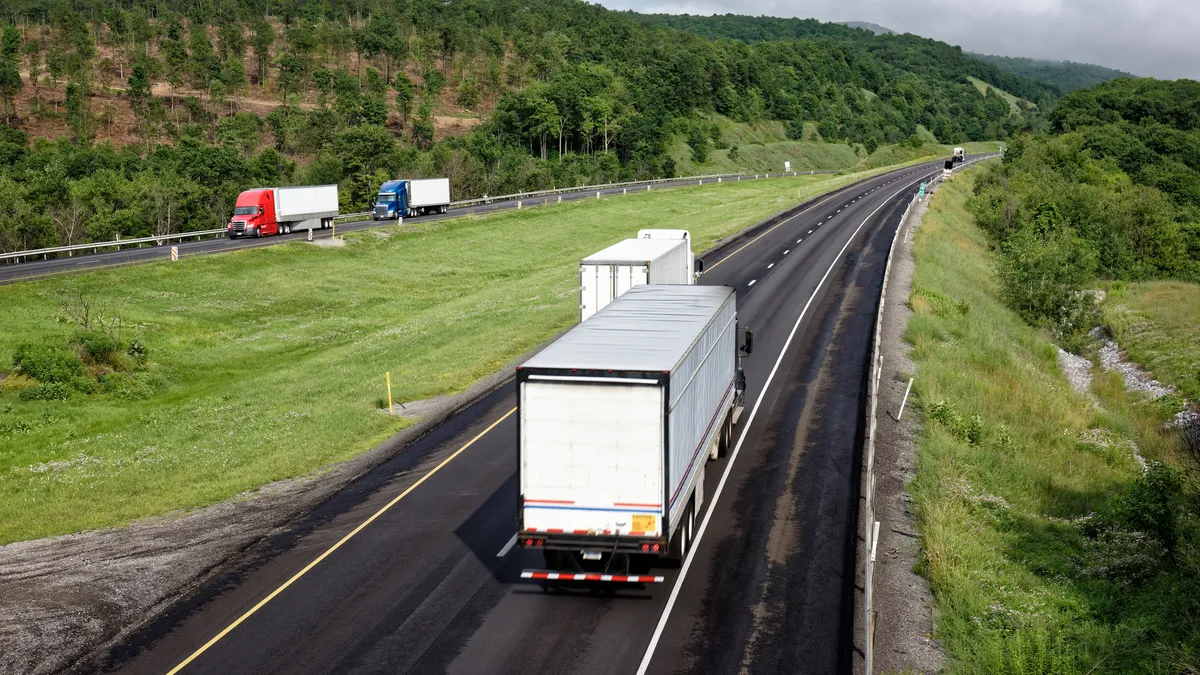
[741,329,753,356]
[694,259,704,275]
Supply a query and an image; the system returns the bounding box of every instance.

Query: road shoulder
[853,182,944,674]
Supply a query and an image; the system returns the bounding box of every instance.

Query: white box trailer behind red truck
[228,184,339,238]
[517,284,750,583]
[579,235,694,322]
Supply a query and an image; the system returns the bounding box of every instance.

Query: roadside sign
[784,161,791,172]
[170,246,178,261]
[307,228,313,241]
[919,182,926,198]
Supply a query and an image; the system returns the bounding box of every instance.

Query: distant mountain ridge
[839,21,895,35]
[970,53,1137,93]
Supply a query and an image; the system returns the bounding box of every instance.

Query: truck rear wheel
[666,501,695,568]
[717,412,732,458]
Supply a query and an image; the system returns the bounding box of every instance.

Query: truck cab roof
[378,180,406,193]
[235,188,273,205]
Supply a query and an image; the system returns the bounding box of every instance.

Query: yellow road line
[166,405,518,675]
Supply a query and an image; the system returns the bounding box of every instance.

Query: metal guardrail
[0,229,230,263]
[0,169,839,264]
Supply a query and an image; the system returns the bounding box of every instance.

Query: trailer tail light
[652,543,660,552]
[525,539,533,547]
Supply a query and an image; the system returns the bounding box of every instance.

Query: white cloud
[597,0,1200,80]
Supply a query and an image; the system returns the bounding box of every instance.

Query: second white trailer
[579,236,694,322]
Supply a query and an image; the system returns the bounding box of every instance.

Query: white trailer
[275,185,339,228]
[579,236,694,322]
[953,147,965,163]
[518,285,749,582]
[408,178,451,212]
[637,228,696,277]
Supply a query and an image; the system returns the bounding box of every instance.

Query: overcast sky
[596,0,1200,80]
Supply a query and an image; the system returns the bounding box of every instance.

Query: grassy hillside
[667,116,1000,175]
[1102,281,1200,400]
[0,165,916,544]
[909,169,1199,673]
[971,53,1136,93]
[967,76,1031,114]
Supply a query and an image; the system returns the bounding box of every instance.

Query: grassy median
[908,172,1199,673]
[0,162,939,544]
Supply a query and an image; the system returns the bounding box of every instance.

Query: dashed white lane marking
[767,263,774,269]
[796,238,803,243]
[783,250,790,255]
[808,229,813,234]
[748,279,757,286]
[496,535,517,558]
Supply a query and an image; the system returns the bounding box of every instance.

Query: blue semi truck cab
[373,178,451,220]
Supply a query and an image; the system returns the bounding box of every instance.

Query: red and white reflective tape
[521,570,665,583]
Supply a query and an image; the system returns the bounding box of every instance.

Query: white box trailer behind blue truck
[373,178,451,219]
[579,234,695,322]
[517,285,750,583]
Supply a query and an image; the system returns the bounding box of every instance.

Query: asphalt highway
[83,156,990,675]
[0,172,823,285]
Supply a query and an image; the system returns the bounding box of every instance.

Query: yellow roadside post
[385,372,393,413]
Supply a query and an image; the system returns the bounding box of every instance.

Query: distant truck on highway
[578,230,697,322]
[373,178,451,220]
[952,147,965,163]
[227,185,339,238]
[517,284,751,583]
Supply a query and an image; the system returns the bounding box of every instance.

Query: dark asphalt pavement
[78,157,989,675]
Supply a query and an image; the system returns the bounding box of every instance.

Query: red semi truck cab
[228,189,278,238]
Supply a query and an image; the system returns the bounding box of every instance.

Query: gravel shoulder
[853,185,944,674]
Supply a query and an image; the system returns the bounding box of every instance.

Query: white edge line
[496,534,518,558]
[634,171,933,675]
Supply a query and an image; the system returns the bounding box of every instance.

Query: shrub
[1108,461,1186,557]
[76,330,122,365]
[997,206,1097,329]
[785,118,805,141]
[127,336,149,362]
[19,382,73,401]
[12,343,85,383]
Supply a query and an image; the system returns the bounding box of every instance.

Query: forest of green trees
[970,53,1136,93]
[968,78,1200,340]
[0,0,1047,254]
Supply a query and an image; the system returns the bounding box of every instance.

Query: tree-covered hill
[970,53,1137,93]
[632,12,1057,109]
[0,0,1043,253]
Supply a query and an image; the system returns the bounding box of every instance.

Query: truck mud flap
[520,569,665,583]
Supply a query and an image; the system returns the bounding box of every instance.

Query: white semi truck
[517,284,751,583]
[578,231,696,322]
[953,147,965,163]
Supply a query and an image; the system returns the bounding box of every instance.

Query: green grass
[0,164,922,544]
[1101,281,1200,400]
[907,169,1199,674]
[669,113,1003,176]
[968,76,1031,114]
